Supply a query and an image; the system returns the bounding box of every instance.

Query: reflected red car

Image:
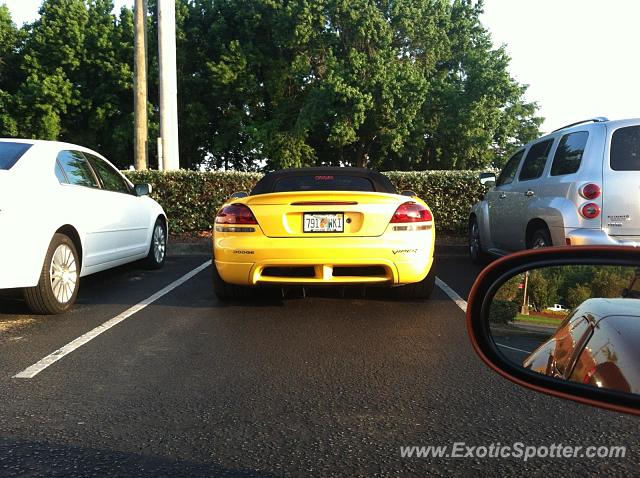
[523,298,640,394]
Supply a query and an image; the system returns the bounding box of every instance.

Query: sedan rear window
[57,150,99,188]
[0,142,32,170]
[272,175,375,192]
[611,125,640,171]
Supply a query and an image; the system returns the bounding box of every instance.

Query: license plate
[303,213,344,233]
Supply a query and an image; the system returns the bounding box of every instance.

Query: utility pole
[133,0,148,170]
[521,271,530,315]
[157,0,180,170]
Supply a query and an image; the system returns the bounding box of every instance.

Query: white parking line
[13,260,212,379]
[496,343,532,354]
[435,277,467,313]
[435,278,534,356]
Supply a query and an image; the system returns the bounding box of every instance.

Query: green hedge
[123,170,488,234]
[489,300,520,324]
[385,171,488,234]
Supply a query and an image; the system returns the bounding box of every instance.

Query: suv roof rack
[552,117,609,133]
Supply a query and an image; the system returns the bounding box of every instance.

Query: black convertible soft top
[250,167,397,195]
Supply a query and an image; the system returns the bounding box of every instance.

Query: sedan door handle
[525,190,535,197]
[499,192,507,199]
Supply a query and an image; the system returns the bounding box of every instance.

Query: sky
[3,0,640,134]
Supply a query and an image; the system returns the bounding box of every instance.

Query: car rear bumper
[0,230,49,289]
[213,229,435,286]
[565,228,640,247]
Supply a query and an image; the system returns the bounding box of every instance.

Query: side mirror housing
[479,172,496,187]
[134,183,152,197]
[230,191,249,199]
[467,246,640,416]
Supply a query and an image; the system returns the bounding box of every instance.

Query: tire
[393,263,436,300]
[23,233,80,315]
[468,216,490,264]
[528,227,552,249]
[212,261,253,301]
[145,218,167,269]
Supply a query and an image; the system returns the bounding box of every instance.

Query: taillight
[390,202,433,223]
[215,204,258,225]
[580,203,601,219]
[580,183,601,200]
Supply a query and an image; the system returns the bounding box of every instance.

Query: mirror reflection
[488,265,640,395]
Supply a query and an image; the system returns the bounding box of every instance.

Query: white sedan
[0,139,167,314]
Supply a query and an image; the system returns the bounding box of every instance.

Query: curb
[168,241,469,258]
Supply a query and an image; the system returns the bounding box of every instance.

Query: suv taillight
[580,203,601,219]
[390,202,433,223]
[580,183,601,200]
[215,204,258,224]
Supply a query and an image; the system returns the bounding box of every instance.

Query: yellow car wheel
[212,263,280,301]
[212,262,251,301]
[393,262,436,300]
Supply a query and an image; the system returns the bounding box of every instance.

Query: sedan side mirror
[400,190,417,197]
[467,246,640,416]
[134,183,152,197]
[230,191,249,199]
[479,172,496,187]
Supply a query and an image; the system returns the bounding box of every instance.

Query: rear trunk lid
[244,191,407,237]
[603,123,640,236]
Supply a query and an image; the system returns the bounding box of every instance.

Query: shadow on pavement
[0,437,274,478]
[0,256,443,316]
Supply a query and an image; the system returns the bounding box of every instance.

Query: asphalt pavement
[0,252,637,477]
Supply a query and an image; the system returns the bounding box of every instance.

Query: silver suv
[469,117,640,262]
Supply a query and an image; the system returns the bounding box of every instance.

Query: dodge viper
[211,168,435,300]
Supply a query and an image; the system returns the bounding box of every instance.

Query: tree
[566,283,593,309]
[72,0,136,167]
[527,269,560,310]
[493,275,521,302]
[162,0,540,170]
[1,0,542,171]
[4,0,136,167]
[0,5,19,136]
[590,268,629,299]
[412,0,542,170]
[12,0,88,139]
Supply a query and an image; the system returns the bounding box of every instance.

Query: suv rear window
[551,131,589,176]
[611,125,640,171]
[0,142,32,170]
[272,175,374,192]
[519,139,554,181]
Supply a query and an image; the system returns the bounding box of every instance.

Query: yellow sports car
[212,168,435,300]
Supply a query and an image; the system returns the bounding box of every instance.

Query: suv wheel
[528,228,552,249]
[469,217,489,264]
